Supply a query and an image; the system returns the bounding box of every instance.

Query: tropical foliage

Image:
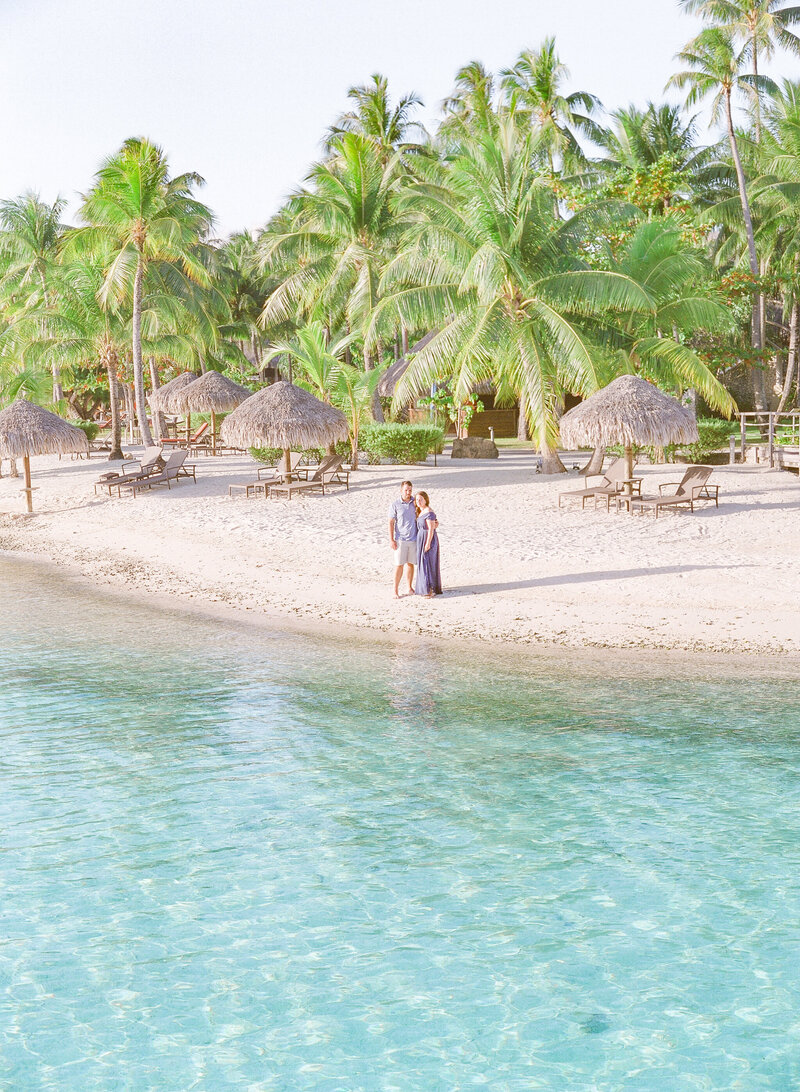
[6,7,800,470]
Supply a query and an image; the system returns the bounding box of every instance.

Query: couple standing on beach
[388,480,442,599]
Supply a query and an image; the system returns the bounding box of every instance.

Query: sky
[0,0,797,237]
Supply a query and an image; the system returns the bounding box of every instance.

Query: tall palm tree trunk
[132,256,154,446]
[725,88,767,414]
[105,350,123,461]
[149,356,166,441]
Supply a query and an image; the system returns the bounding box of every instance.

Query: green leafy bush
[249,446,284,464]
[361,423,444,464]
[74,420,99,443]
[681,418,736,463]
[249,441,351,465]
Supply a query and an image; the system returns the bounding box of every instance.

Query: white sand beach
[1,449,798,656]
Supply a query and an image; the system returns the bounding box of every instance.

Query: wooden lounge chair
[267,463,345,500]
[117,449,194,497]
[228,452,303,498]
[293,454,350,489]
[161,421,209,449]
[93,446,164,494]
[558,457,638,510]
[628,465,718,517]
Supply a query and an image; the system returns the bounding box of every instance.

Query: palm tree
[264,321,350,400]
[592,103,722,212]
[219,231,268,367]
[500,39,602,172]
[74,138,214,446]
[679,0,800,137]
[326,74,426,160]
[259,134,404,371]
[14,255,128,459]
[439,61,498,145]
[0,193,66,400]
[371,116,651,471]
[602,217,737,414]
[669,28,771,362]
[335,362,384,468]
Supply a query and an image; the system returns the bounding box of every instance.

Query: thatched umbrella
[559,375,699,493]
[172,371,251,455]
[0,399,88,512]
[220,381,348,474]
[150,371,199,443]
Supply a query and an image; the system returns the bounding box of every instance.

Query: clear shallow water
[1,562,800,1090]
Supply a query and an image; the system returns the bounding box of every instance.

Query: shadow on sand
[443,563,751,597]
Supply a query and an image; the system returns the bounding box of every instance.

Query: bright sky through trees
[1,0,797,235]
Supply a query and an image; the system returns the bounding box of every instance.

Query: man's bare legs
[394,563,415,597]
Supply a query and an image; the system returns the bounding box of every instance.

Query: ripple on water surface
[1,559,800,1090]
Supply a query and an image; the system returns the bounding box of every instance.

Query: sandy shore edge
[2,452,800,674]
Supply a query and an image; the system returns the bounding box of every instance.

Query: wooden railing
[738,411,800,468]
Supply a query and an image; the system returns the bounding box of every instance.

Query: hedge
[681,418,736,463]
[360,423,444,464]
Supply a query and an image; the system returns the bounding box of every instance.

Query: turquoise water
[1,561,800,1090]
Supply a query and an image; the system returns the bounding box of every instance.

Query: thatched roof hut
[0,398,88,513]
[377,332,438,399]
[173,371,251,415]
[559,375,699,449]
[219,381,348,459]
[559,375,699,490]
[171,371,252,454]
[150,371,199,414]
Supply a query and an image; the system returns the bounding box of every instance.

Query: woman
[414,491,442,597]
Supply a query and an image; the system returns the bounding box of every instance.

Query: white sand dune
[1,448,799,656]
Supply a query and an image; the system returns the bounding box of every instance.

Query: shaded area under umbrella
[171,372,251,455]
[559,375,699,493]
[0,399,88,512]
[220,381,348,477]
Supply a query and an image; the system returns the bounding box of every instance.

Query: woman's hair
[415,490,430,515]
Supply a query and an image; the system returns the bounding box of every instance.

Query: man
[388,479,417,598]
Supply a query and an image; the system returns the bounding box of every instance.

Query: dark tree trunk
[581,445,605,476]
[540,446,566,474]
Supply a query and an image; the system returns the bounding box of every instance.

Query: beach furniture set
[93,448,197,498]
[228,452,351,500]
[559,461,719,517]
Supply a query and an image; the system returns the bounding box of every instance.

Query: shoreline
[3,450,800,674]
[4,546,800,682]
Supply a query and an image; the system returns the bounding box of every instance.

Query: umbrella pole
[283,446,291,481]
[186,411,191,446]
[23,455,33,513]
[211,410,216,456]
[624,444,634,497]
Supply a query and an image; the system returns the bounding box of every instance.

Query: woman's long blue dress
[415,509,442,596]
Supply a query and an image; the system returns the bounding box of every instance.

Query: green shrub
[361,423,444,463]
[249,441,351,465]
[74,420,99,443]
[249,446,284,464]
[681,418,736,463]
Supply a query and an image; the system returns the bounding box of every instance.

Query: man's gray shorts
[393,541,416,566]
